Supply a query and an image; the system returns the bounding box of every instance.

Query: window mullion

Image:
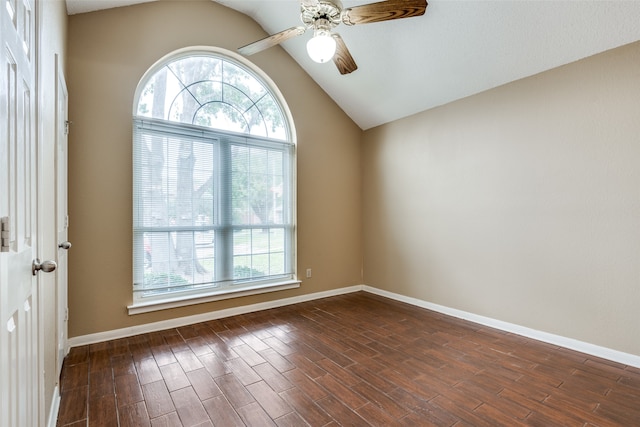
[216,138,233,281]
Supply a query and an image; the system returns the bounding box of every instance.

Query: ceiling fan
[237,0,428,75]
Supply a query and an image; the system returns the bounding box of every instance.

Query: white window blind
[133,118,295,301]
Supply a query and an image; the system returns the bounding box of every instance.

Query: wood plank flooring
[56,291,640,426]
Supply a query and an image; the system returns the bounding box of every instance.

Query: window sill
[127,280,301,315]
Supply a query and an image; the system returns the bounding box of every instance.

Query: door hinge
[64,120,72,135]
[64,308,69,322]
[65,215,70,228]
[1,216,10,252]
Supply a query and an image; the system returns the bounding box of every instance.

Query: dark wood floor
[57,291,640,426]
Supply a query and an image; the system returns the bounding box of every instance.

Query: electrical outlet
[306,268,312,278]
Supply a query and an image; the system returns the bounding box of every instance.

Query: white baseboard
[67,285,364,348]
[363,285,640,369]
[47,386,60,427]
[67,284,640,369]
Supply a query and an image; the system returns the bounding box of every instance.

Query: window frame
[128,47,298,315]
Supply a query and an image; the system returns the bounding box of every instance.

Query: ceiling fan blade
[238,26,306,56]
[332,34,358,75]
[342,0,427,26]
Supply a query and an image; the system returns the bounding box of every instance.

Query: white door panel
[1,0,42,426]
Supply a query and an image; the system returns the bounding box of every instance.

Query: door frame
[54,52,69,375]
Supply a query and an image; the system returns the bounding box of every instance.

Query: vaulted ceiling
[66,0,640,130]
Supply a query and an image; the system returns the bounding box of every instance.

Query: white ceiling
[66,0,640,130]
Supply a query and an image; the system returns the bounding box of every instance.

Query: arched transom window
[136,54,288,140]
[131,50,297,313]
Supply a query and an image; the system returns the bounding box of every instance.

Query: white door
[0,0,43,426]
[55,57,69,375]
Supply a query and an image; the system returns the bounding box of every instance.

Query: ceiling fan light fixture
[307,32,336,63]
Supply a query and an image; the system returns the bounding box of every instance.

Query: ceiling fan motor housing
[301,0,343,30]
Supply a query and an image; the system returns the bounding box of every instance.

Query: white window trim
[131,47,299,315]
[128,279,301,315]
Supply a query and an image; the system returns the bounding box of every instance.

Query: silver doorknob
[32,258,57,275]
[58,241,72,250]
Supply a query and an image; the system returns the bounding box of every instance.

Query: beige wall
[362,41,640,356]
[67,0,362,337]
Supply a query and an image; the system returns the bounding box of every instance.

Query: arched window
[130,49,297,313]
